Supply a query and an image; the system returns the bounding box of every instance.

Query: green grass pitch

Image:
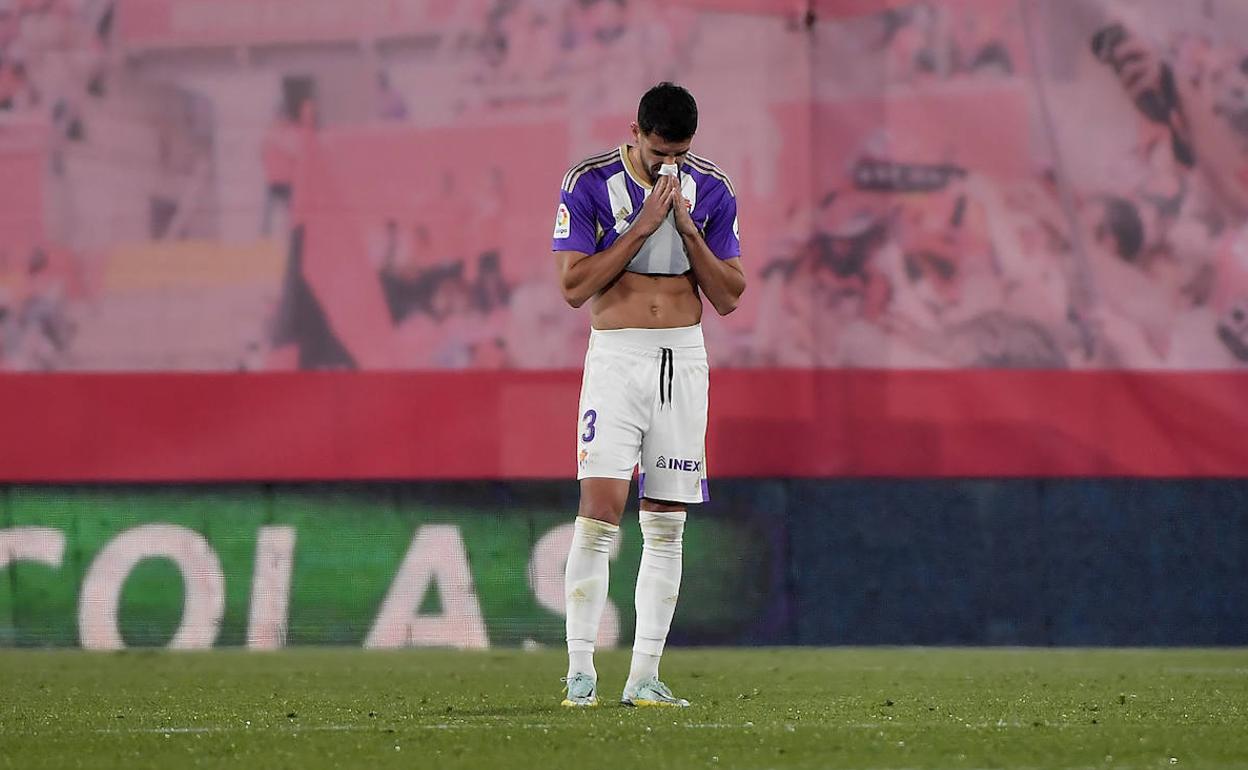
[1,648,1246,769]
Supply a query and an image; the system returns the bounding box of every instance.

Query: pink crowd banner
[1,0,1247,479]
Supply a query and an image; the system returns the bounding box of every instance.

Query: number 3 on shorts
[581,409,597,443]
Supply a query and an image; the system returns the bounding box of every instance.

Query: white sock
[627,509,685,688]
[565,516,619,680]
[628,650,661,686]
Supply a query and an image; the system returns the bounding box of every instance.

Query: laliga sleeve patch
[554,203,571,239]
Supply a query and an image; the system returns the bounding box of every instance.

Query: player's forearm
[561,228,649,308]
[683,232,745,315]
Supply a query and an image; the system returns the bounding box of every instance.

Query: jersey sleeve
[551,180,599,254]
[702,184,741,260]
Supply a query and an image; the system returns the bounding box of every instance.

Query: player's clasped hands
[636,174,680,235]
[670,184,699,237]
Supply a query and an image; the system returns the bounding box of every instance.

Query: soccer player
[551,82,746,707]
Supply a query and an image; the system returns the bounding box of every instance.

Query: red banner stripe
[2,370,1247,482]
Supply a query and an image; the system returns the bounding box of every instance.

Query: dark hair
[1090,23,1127,63]
[1103,197,1145,262]
[637,82,698,142]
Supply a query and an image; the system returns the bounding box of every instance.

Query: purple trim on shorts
[637,472,708,503]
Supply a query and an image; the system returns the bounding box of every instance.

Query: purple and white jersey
[551,145,740,275]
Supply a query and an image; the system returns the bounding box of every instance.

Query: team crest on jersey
[554,204,571,239]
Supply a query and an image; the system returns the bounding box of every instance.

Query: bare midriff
[589,270,703,330]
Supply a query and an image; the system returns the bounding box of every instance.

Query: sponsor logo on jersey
[656,455,701,473]
[554,203,571,239]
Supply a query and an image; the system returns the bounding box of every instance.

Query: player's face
[632,125,693,183]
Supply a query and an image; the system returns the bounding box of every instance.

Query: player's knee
[578,478,630,524]
[577,499,624,526]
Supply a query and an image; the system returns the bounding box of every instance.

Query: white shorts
[576,325,710,504]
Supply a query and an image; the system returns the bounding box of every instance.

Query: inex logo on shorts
[657,456,701,472]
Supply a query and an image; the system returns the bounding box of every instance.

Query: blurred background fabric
[2,1,1248,650]
[2,0,1246,373]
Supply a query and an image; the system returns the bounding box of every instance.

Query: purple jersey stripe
[552,147,740,261]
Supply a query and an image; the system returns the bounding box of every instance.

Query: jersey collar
[620,144,653,190]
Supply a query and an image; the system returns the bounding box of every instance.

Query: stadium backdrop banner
[2,481,1245,649]
[3,0,1248,480]
[0,484,786,649]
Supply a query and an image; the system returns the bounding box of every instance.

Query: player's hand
[634,174,677,236]
[671,189,699,237]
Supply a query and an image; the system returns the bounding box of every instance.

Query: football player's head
[631,83,697,182]
[636,81,697,143]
